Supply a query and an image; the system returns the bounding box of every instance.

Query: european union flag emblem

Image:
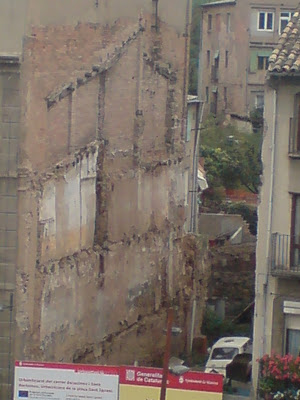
[18,390,28,398]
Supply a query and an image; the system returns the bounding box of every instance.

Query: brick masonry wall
[15,6,210,367]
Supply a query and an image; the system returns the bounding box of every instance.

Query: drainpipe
[253,85,277,394]
[189,100,204,233]
[181,0,191,141]
[197,6,204,99]
[265,86,277,288]
[263,86,277,350]
[188,100,204,352]
[188,0,205,354]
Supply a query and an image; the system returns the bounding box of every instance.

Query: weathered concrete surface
[199,213,254,242]
[11,0,210,379]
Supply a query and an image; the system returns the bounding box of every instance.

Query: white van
[205,336,252,377]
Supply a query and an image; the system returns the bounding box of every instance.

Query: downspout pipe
[266,86,277,287]
[197,6,204,100]
[189,99,204,352]
[253,84,277,395]
[192,101,204,233]
[190,0,204,233]
[262,85,277,353]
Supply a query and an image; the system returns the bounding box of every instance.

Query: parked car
[205,336,252,378]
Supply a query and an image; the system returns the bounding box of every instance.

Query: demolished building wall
[11,0,210,377]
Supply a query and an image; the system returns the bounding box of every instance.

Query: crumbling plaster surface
[39,145,98,262]
[15,8,209,365]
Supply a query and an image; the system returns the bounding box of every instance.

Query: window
[257,56,269,70]
[224,87,228,109]
[226,13,231,33]
[225,50,229,68]
[211,347,239,360]
[280,12,292,33]
[151,0,159,31]
[258,11,274,31]
[214,51,219,69]
[208,14,212,31]
[255,94,264,111]
[207,50,210,68]
[216,13,221,32]
[206,87,209,103]
[210,90,218,114]
[290,94,300,154]
[211,51,219,82]
[286,329,300,356]
[284,302,300,357]
[291,195,300,266]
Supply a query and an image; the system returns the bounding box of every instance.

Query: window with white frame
[258,11,274,31]
[280,11,292,33]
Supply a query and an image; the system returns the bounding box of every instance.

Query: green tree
[200,116,262,194]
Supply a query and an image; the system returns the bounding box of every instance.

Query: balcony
[289,117,300,158]
[271,233,300,278]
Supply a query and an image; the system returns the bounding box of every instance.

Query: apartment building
[252,8,300,395]
[200,0,298,119]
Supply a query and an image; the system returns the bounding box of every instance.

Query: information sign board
[14,361,119,400]
[119,366,223,400]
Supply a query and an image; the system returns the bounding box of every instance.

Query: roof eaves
[267,70,300,77]
[202,0,236,7]
[267,7,300,76]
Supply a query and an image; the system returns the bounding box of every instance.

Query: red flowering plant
[258,353,300,399]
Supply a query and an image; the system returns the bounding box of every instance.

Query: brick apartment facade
[199,0,298,119]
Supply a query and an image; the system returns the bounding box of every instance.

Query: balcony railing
[289,117,300,157]
[271,233,300,277]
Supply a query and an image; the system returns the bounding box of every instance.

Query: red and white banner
[14,362,223,400]
[119,366,223,400]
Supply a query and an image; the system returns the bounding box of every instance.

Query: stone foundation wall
[208,242,256,317]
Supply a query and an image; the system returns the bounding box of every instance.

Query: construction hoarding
[14,362,223,400]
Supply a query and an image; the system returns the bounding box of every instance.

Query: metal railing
[271,233,300,276]
[289,117,300,156]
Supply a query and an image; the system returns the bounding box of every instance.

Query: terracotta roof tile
[268,9,300,74]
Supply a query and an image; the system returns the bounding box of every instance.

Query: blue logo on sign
[18,391,28,398]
